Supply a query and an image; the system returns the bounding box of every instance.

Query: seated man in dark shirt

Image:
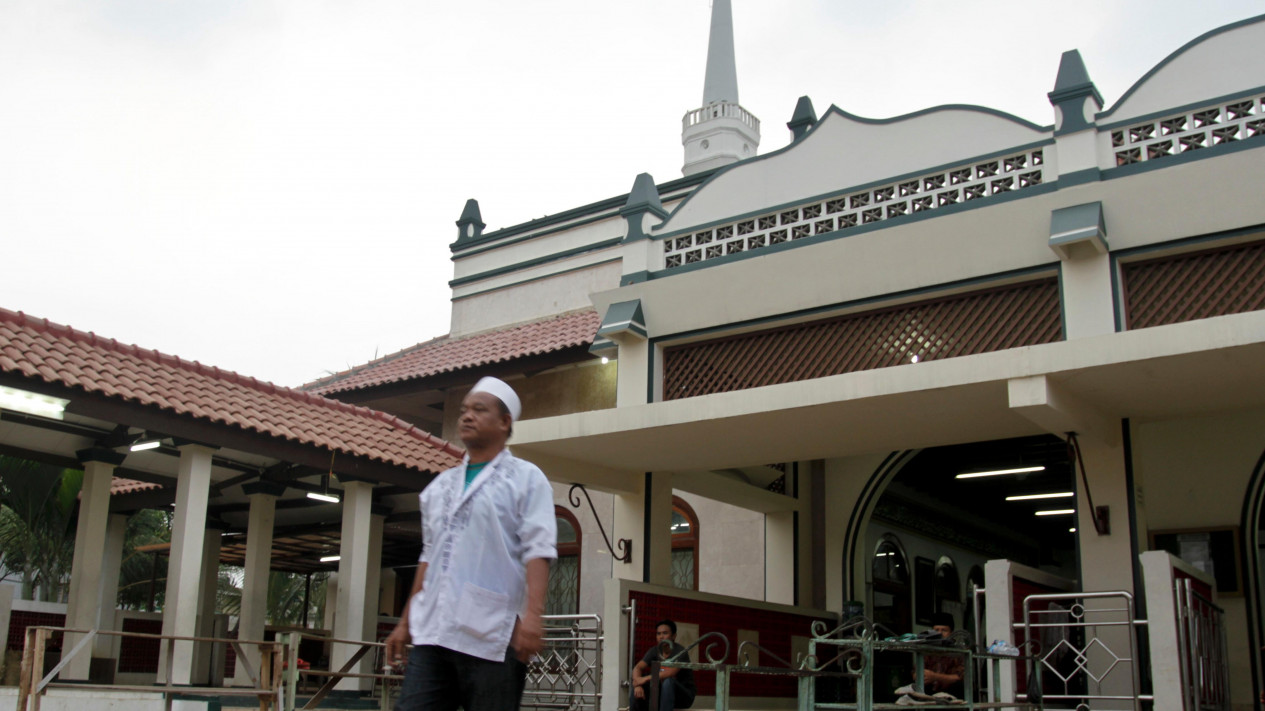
[630,619,695,711]
[919,613,965,698]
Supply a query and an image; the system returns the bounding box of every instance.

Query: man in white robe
[387,376,557,711]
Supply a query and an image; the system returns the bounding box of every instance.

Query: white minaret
[681,0,760,176]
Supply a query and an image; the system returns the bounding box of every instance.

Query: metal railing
[1175,579,1230,711]
[523,614,604,711]
[17,625,286,711]
[276,614,603,711]
[1018,591,1151,711]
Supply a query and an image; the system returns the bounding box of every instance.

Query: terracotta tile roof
[306,309,600,396]
[0,308,463,474]
[110,477,162,496]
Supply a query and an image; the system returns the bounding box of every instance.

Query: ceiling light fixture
[1035,509,1075,516]
[1005,491,1074,501]
[0,385,69,420]
[956,465,1045,479]
[1069,528,1077,533]
[130,440,162,452]
[319,555,340,563]
[306,452,341,503]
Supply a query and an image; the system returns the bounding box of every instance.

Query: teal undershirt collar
[464,461,489,491]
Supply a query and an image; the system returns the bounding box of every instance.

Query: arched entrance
[1238,447,1265,701]
[844,435,1077,636]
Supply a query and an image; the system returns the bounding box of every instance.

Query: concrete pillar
[191,525,222,684]
[324,573,338,632]
[765,510,795,604]
[360,513,385,692]
[612,474,672,585]
[1060,249,1116,339]
[94,513,128,667]
[332,481,377,691]
[63,449,124,680]
[233,483,284,686]
[159,443,215,684]
[1073,436,1138,706]
[615,340,651,407]
[799,461,826,609]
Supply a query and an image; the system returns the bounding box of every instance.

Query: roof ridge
[448,307,598,342]
[304,332,454,390]
[1,306,461,452]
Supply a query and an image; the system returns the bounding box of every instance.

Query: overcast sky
[2,0,1261,388]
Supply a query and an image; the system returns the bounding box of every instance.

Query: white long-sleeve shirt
[407,447,557,661]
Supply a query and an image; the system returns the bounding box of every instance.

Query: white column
[765,511,795,604]
[1061,252,1116,339]
[333,481,375,691]
[615,340,651,407]
[93,514,129,665]
[159,443,215,684]
[358,513,385,691]
[233,486,281,686]
[63,450,123,680]
[191,526,222,684]
[611,474,672,585]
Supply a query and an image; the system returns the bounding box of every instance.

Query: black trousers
[394,644,527,711]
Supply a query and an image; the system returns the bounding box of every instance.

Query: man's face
[932,624,952,638]
[458,391,511,451]
[655,624,675,644]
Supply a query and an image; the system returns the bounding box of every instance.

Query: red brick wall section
[6,611,66,652]
[629,591,834,698]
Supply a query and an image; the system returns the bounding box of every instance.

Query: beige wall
[442,360,616,441]
[679,491,765,601]
[1134,407,1265,710]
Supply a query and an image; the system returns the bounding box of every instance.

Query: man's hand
[633,685,646,700]
[385,621,410,669]
[512,613,545,662]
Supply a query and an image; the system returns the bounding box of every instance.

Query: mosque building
[1,2,1263,710]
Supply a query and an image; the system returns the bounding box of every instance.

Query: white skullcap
[469,376,522,422]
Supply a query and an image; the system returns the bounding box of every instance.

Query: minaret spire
[681,0,760,176]
[702,0,739,105]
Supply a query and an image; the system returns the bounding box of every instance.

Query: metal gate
[523,614,604,711]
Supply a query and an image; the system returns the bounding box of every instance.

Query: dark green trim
[1057,168,1101,188]
[1110,254,1125,332]
[1238,444,1265,699]
[448,238,622,288]
[621,270,651,286]
[1097,15,1265,120]
[642,472,653,582]
[449,172,713,254]
[647,263,1059,347]
[1057,264,1068,339]
[451,257,621,301]
[656,138,1056,244]
[649,182,1059,281]
[1098,84,1265,130]
[1102,132,1264,180]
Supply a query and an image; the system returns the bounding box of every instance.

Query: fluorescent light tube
[319,555,340,563]
[1005,492,1073,501]
[1035,509,1075,516]
[956,465,1046,479]
[0,385,69,420]
[130,440,161,452]
[306,492,340,503]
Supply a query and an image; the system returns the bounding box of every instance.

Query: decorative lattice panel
[663,147,1046,270]
[1111,93,1265,167]
[663,280,1061,400]
[1122,240,1265,329]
